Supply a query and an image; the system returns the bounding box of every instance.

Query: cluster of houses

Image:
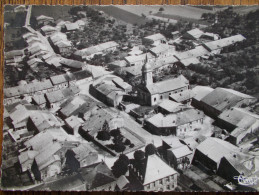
[3,6,259,191]
[108,28,245,78]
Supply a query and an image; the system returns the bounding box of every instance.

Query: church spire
[142,53,153,86]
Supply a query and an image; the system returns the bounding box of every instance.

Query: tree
[102,120,110,131]
[134,150,145,161]
[159,7,164,12]
[145,144,157,156]
[110,128,121,137]
[114,142,126,153]
[96,130,111,141]
[111,154,129,178]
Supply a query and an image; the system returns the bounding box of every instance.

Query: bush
[124,139,131,145]
[111,154,129,178]
[159,7,164,12]
[129,143,135,148]
[96,130,111,141]
[145,144,157,156]
[114,142,126,153]
[134,150,145,161]
[110,129,121,137]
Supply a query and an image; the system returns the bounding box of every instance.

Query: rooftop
[192,86,214,101]
[201,88,256,112]
[145,75,189,95]
[144,33,166,41]
[169,89,195,102]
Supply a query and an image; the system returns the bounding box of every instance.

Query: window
[167,185,170,190]
[154,97,156,102]
[166,177,170,182]
[169,93,171,95]
[159,179,163,184]
[160,95,163,100]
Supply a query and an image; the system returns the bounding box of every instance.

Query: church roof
[145,75,189,95]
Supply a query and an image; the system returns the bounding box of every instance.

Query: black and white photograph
[1,4,259,191]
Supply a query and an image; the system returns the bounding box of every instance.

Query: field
[91,5,149,25]
[114,5,216,20]
[31,5,73,21]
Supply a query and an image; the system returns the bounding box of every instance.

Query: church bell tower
[142,54,153,86]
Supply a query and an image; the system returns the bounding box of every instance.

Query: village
[2,4,259,191]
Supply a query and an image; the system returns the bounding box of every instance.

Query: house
[198,87,256,118]
[129,154,178,191]
[26,37,42,46]
[49,32,72,55]
[36,15,54,25]
[8,104,39,130]
[174,46,210,61]
[112,77,132,94]
[169,89,194,105]
[40,25,57,36]
[157,100,187,115]
[65,143,98,169]
[74,41,118,61]
[202,34,245,54]
[45,86,80,109]
[59,59,84,71]
[149,44,174,58]
[14,5,26,12]
[50,73,75,90]
[191,85,214,109]
[31,94,47,108]
[200,32,220,41]
[89,75,126,107]
[64,23,79,32]
[81,107,124,139]
[108,60,127,70]
[23,32,38,40]
[27,58,43,67]
[171,31,180,39]
[192,137,255,182]
[59,94,100,119]
[217,107,259,145]
[162,137,193,170]
[145,108,204,136]
[4,79,53,105]
[182,28,204,40]
[64,115,84,135]
[137,58,189,106]
[34,161,117,191]
[143,33,167,46]
[27,111,61,133]
[18,150,39,173]
[124,52,155,67]
[115,175,130,191]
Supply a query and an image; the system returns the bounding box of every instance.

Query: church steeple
[142,54,153,86]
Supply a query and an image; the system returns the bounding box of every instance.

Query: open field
[91,5,149,25]
[31,5,73,21]
[114,5,215,20]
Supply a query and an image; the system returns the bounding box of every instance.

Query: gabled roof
[169,89,195,102]
[41,25,56,32]
[149,44,172,55]
[145,75,189,95]
[192,86,214,101]
[65,115,84,129]
[71,143,97,162]
[143,154,177,185]
[65,23,79,31]
[184,28,204,39]
[196,137,241,164]
[116,175,130,190]
[201,88,256,112]
[203,34,245,51]
[158,100,184,113]
[32,94,47,105]
[124,52,154,64]
[36,15,54,21]
[80,162,116,189]
[60,59,84,69]
[169,145,192,159]
[144,33,166,41]
[45,86,80,104]
[218,107,259,131]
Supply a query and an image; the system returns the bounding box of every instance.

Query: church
[137,56,189,106]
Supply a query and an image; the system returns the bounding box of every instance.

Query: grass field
[91,5,149,25]
[114,5,216,20]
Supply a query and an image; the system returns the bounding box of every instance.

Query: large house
[217,107,259,145]
[137,57,189,106]
[129,154,178,191]
[145,108,205,136]
[192,137,255,183]
[89,75,127,107]
[162,137,193,170]
[74,41,118,61]
[36,15,54,26]
[197,87,256,119]
[143,33,167,46]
